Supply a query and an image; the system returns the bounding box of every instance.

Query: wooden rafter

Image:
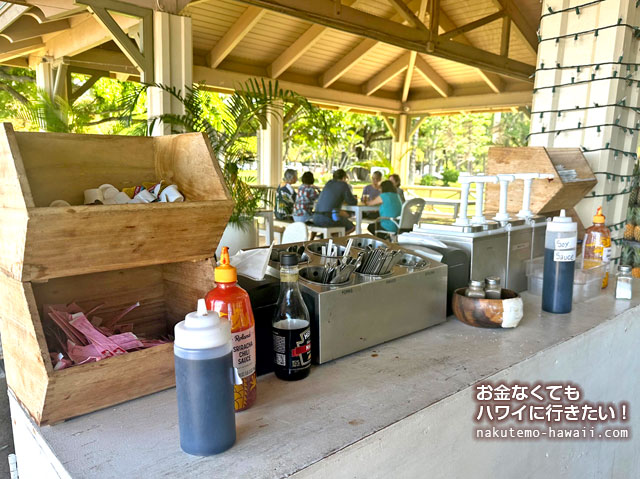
[414,55,451,98]
[319,0,420,88]
[438,9,503,93]
[80,0,154,82]
[402,52,416,102]
[268,24,324,78]
[0,5,30,32]
[233,0,535,81]
[406,89,532,114]
[268,0,360,79]
[0,36,45,62]
[439,10,505,41]
[44,14,140,59]
[382,114,397,140]
[363,53,409,96]
[1,16,70,43]
[401,0,427,103]
[68,49,138,75]
[68,71,102,103]
[490,0,537,55]
[385,0,427,31]
[208,6,265,69]
[500,16,511,57]
[408,114,427,139]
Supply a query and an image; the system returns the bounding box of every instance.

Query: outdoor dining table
[342,204,380,235]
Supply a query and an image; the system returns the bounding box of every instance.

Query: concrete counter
[10,286,640,478]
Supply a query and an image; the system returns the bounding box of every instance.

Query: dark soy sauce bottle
[174,299,240,455]
[272,252,311,381]
[542,210,577,314]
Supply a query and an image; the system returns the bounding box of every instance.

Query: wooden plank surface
[22,200,232,281]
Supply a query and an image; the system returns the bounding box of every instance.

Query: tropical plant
[441,168,460,186]
[420,174,437,186]
[122,80,319,226]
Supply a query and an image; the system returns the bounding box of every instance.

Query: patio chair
[282,222,309,244]
[372,198,426,242]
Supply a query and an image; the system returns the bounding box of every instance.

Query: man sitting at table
[366,180,402,238]
[312,169,357,234]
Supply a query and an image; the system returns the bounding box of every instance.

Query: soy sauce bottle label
[272,321,311,371]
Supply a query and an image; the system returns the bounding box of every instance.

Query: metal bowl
[351,237,388,251]
[299,266,351,286]
[395,252,429,270]
[269,245,309,265]
[305,242,346,258]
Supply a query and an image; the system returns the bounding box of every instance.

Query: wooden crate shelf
[0,259,215,425]
[485,147,597,215]
[0,123,233,282]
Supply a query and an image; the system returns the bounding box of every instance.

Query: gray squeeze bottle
[542,210,577,314]
[174,299,240,456]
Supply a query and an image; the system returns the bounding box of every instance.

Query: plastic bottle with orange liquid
[583,207,612,288]
[206,247,257,411]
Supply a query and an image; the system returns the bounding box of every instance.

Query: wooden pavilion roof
[0,0,541,115]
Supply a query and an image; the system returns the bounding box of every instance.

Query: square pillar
[530,0,640,256]
[257,101,283,187]
[147,12,192,136]
[391,113,409,183]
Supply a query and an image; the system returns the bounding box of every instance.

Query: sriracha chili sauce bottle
[206,247,257,411]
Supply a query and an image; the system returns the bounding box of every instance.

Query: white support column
[35,60,53,98]
[391,113,410,183]
[147,12,192,136]
[530,0,640,257]
[257,101,283,187]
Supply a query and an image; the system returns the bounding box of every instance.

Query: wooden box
[485,147,597,215]
[0,259,215,425]
[0,123,233,282]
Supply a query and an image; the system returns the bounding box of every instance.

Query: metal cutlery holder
[261,235,447,363]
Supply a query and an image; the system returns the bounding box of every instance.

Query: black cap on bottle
[280,252,299,266]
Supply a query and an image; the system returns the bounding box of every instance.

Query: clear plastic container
[526,257,606,302]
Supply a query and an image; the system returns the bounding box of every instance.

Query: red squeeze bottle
[206,247,257,411]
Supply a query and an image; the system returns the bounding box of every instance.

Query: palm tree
[122,80,319,226]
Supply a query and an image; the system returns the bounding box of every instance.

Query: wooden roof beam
[1,16,70,43]
[402,51,417,102]
[267,0,360,79]
[363,53,409,96]
[414,54,451,98]
[207,6,265,68]
[44,14,140,60]
[0,5,30,32]
[439,10,505,41]
[437,8,504,93]
[385,0,427,31]
[234,0,534,81]
[490,0,537,55]
[0,36,44,62]
[406,89,532,114]
[194,65,402,113]
[319,0,421,88]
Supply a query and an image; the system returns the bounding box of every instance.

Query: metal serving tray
[263,235,447,364]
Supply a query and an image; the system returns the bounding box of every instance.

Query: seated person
[362,171,382,202]
[389,174,406,203]
[312,169,357,234]
[366,180,402,237]
[362,170,382,219]
[275,169,298,220]
[293,171,320,223]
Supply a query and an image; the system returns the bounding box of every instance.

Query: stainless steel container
[260,236,448,364]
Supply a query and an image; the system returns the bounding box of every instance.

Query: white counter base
[10,288,640,479]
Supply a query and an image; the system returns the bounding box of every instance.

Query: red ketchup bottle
[206,247,257,411]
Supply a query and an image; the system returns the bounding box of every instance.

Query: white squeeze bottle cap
[547,209,577,233]
[174,299,231,350]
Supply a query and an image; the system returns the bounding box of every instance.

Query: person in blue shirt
[366,180,402,237]
[312,169,357,234]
